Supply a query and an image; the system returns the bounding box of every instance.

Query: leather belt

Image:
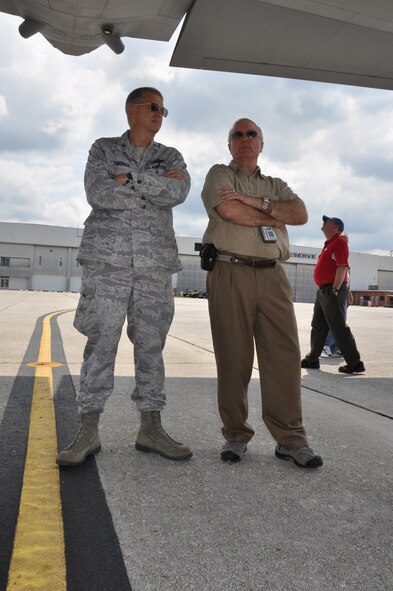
[216,253,276,268]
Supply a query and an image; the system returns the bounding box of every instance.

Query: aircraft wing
[2,0,393,90]
[171,0,393,91]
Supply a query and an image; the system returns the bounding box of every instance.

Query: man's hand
[113,173,128,185]
[163,169,187,181]
[218,187,243,201]
[217,186,285,229]
[219,187,262,210]
[113,169,187,185]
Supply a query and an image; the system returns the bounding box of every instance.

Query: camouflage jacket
[77,131,190,271]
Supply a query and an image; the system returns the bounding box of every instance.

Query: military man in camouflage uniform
[56,87,192,466]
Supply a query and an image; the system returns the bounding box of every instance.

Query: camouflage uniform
[75,131,190,414]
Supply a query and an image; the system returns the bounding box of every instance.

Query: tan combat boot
[135,411,192,461]
[56,411,101,467]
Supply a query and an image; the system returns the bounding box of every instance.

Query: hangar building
[1,221,393,304]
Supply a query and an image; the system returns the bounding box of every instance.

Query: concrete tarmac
[0,290,392,591]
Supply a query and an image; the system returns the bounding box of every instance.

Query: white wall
[349,251,393,290]
[9,277,29,290]
[32,274,67,292]
[69,276,81,292]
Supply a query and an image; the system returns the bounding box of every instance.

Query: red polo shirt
[313,234,348,286]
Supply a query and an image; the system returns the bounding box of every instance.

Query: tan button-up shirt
[201,160,299,261]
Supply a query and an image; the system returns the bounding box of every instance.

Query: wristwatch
[332,287,339,295]
[261,197,271,212]
[125,172,133,185]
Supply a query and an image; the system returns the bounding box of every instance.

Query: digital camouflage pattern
[78,131,190,270]
[74,131,190,413]
[74,262,174,413]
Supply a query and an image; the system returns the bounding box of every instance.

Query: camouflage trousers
[74,262,174,414]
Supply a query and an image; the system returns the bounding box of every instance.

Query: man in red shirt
[301,215,365,374]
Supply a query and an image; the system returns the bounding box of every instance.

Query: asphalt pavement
[0,291,392,591]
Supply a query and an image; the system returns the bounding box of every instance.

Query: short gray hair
[228,118,263,142]
[125,87,163,112]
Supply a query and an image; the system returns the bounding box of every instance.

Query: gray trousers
[74,262,174,414]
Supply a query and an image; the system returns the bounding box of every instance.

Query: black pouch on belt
[199,243,218,271]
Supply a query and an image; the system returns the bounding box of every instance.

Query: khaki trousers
[207,261,308,449]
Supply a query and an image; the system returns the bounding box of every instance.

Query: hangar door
[282,263,317,303]
[378,270,393,290]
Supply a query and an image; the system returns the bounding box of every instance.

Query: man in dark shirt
[301,215,365,374]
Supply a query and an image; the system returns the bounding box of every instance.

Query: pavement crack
[302,385,393,420]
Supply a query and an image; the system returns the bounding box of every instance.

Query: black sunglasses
[134,102,168,117]
[230,130,259,140]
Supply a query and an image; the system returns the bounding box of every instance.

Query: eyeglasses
[230,130,260,140]
[134,102,168,117]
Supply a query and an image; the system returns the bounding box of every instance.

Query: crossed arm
[215,187,308,228]
[85,141,190,210]
[114,169,187,184]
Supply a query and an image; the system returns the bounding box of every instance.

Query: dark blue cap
[322,215,344,232]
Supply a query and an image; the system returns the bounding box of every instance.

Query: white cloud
[1,12,393,255]
[0,95,7,118]
[0,159,88,225]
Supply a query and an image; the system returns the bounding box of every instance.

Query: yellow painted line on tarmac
[7,310,74,591]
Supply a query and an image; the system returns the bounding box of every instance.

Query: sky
[1,12,393,256]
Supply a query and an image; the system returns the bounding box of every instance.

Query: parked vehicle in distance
[183,289,207,298]
[193,289,207,298]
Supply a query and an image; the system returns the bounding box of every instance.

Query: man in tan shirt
[201,118,322,468]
